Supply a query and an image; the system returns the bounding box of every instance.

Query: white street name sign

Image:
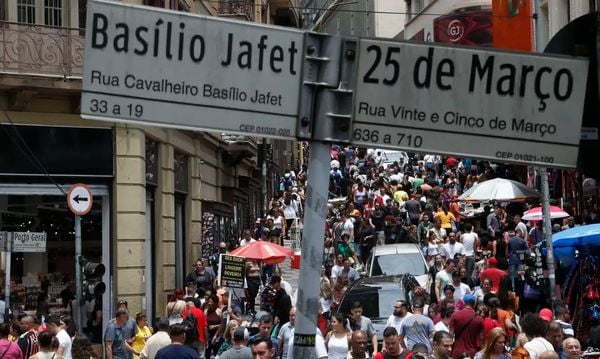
[12,232,47,253]
[353,40,589,168]
[81,0,304,139]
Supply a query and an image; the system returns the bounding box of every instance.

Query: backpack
[182,310,200,349]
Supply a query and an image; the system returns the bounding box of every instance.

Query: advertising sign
[219,254,246,288]
[353,40,589,168]
[81,0,304,139]
[12,232,47,253]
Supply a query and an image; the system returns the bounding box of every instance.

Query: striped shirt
[18,330,39,358]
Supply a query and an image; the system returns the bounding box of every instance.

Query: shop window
[174,152,188,193]
[17,0,36,24]
[44,0,62,26]
[145,138,159,186]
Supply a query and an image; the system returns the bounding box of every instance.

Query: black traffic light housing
[80,257,106,300]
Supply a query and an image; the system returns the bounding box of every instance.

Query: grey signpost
[81,1,591,357]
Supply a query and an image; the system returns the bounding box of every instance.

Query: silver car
[362,243,429,288]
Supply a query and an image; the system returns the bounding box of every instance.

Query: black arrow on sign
[73,194,89,204]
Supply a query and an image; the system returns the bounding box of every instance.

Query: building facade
[0,0,297,328]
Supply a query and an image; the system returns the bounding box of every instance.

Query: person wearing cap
[479,258,506,293]
[270,275,292,326]
[398,297,435,352]
[220,327,251,359]
[155,324,199,359]
[539,308,554,323]
[140,318,172,359]
[449,294,484,358]
[115,300,139,351]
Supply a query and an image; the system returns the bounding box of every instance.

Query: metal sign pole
[292,141,330,359]
[534,0,557,302]
[74,215,83,332]
[4,233,11,323]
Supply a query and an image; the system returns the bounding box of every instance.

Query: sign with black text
[353,40,589,168]
[219,254,246,288]
[81,0,303,139]
[12,232,47,253]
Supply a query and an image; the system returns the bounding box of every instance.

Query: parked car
[381,150,409,168]
[362,243,429,288]
[336,274,418,348]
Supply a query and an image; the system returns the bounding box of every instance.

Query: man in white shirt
[46,315,72,359]
[277,308,295,359]
[330,254,345,286]
[442,232,464,260]
[450,271,471,302]
[385,300,413,336]
[285,328,328,359]
[141,317,171,359]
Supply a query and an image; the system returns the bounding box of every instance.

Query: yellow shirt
[393,190,408,205]
[132,325,153,359]
[435,211,456,229]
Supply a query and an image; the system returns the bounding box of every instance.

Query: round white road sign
[67,183,93,216]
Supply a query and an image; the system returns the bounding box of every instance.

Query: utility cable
[1,112,68,196]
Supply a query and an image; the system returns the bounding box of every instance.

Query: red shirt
[182,307,208,344]
[450,307,483,359]
[479,268,507,292]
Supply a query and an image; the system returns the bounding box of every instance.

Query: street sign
[81,0,304,139]
[219,254,246,288]
[12,232,47,253]
[352,40,589,168]
[67,183,94,216]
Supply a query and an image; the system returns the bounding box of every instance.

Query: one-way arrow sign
[73,194,89,204]
[67,184,93,216]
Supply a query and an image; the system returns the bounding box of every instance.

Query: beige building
[0,0,298,328]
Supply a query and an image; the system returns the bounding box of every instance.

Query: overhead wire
[1,111,68,196]
[203,0,535,19]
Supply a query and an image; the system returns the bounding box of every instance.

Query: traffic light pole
[74,215,83,332]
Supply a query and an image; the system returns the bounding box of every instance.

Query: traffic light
[80,257,106,300]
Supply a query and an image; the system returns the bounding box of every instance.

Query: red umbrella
[229,240,294,264]
[522,206,570,221]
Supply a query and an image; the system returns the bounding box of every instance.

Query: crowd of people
[3,147,599,359]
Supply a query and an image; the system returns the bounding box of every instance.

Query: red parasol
[229,240,294,264]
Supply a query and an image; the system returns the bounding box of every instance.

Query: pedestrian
[72,335,99,359]
[432,331,453,359]
[562,338,581,359]
[474,328,510,359]
[347,330,369,359]
[132,313,153,359]
[324,313,350,359]
[398,298,435,352]
[47,315,73,359]
[104,309,138,359]
[249,337,276,359]
[449,294,484,358]
[18,315,39,358]
[0,323,23,359]
[347,301,378,355]
[386,300,413,335]
[521,313,554,359]
[249,315,279,356]
[140,318,172,359]
[30,331,58,359]
[219,327,251,359]
[277,308,296,359]
[155,324,199,359]
[374,327,411,359]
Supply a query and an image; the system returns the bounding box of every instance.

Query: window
[174,152,188,193]
[18,0,36,24]
[145,138,159,186]
[44,0,62,26]
[143,0,166,7]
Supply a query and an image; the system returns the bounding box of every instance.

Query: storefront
[0,124,113,327]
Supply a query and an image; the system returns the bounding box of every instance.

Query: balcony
[218,0,256,22]
[0,21,84,79]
